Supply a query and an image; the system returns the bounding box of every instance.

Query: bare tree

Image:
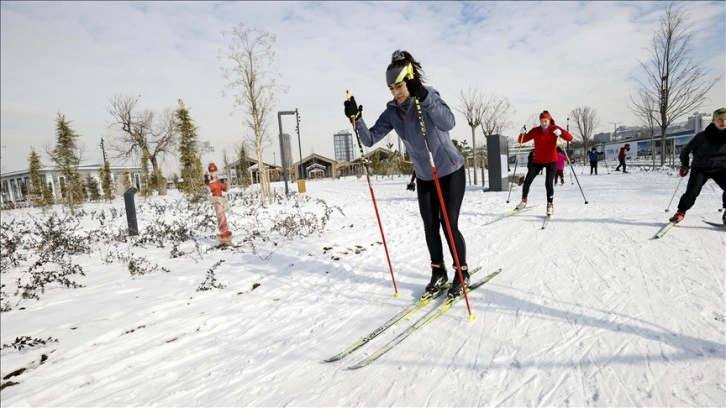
[630,89,659,168]
[455,87,485,185]
[525,114,540,132]
[569,106,601,152]
[480,94,514,137]
[107,95,177,194]
[219,23,281,205]
[222,149,231,184]
[630,4,721,166]
[199,140,215,163]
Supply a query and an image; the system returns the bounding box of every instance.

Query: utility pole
[609,122,619,142]
[295,109,304,179]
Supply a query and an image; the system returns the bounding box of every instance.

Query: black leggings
[522,162,557,203]
[416,166,466,267]
[677,167,726,211]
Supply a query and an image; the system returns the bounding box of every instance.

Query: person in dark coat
[669,108,726,225]
[588,147,599,175]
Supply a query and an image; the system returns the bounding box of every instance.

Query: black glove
[406,181,415,191]
[404,77,428,101]
[344,96,362,121]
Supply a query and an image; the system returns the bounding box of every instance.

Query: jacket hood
[704,123,726,145]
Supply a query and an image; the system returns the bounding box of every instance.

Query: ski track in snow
[1,167,724,406]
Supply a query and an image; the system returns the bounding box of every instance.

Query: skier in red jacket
[515,111,574,216]
[614,144,630,173]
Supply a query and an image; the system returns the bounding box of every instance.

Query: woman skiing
[515,111,574,216]
[343,49,468,298]
[669,108,726,225]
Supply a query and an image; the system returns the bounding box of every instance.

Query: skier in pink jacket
[555,146,569,185]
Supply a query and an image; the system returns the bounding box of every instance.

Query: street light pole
[609,122,619,142]
[277,110,297,195]
[295,109,304,179]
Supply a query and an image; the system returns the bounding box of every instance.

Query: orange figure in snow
[208,162,233,246]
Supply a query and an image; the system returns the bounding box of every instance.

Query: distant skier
[344,49,469,298]
[515,110,574,216]
[669,108,726,225]
[555,146,568,185]
[588,147,599,175]
[208,162,233,246]
[614,143,630,173]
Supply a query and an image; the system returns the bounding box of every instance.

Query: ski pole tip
[469,314,477,321]
[394,292,400,298]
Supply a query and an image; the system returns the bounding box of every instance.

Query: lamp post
[609,122,619,142]
[277,110,297,195]
[295,109,304,179]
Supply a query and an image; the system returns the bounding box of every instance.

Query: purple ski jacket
[354,86,464,181]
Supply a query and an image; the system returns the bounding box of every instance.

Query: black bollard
[123,187,138,236]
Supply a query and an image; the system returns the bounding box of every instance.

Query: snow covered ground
[1,163,724,407]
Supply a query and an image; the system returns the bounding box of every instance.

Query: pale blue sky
[1,1,724,174]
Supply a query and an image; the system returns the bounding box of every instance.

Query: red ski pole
[346,91,399,297]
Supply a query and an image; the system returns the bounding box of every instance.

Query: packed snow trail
[1,166,724,406]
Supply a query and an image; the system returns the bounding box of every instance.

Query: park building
[1,163,142,209]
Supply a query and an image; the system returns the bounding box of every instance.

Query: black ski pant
[416,166,466,269]
[615,157,626,172]
[521,162,557,204]
[677,167,726,212]
[590,160,598,174]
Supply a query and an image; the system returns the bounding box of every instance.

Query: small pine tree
[175,99,204,201]
[85,173,101,201]
[99,160,114,201]
[49,113,84,213]
[121,170,132,192]
[42,180,54,205]
[74,172,87,202]
[237,143,252,187]
[28,148,50,208]
[371,151,384,175]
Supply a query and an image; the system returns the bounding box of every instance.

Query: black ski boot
[447,264,470,298]
[424,264,448,296]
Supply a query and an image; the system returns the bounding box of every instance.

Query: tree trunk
[660,126,667,166]
[470,126,477,185]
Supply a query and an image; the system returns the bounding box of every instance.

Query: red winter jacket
[518,125,573,164]
[618,146,629,159]
[209,179,228,197]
